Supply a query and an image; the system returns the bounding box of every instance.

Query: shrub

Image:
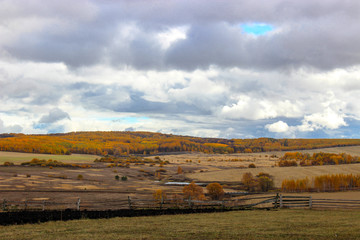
[26,174,31,178]
[258,176,274,192]
[248,163,256,168]
[182,182,205,200]
[278,159,298,167]
[177,166,183,174]
[206,183,225,200]
[153,189,167,202]
[242,172,257,192]
[3,162,14,166]
[121,176,128,181]
[77,174,83,180]
[115,175,120,181]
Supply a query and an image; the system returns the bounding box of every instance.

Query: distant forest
[0,131,360,156]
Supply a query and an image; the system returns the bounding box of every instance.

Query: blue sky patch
[241,23,274,35]
[99,116,150,123]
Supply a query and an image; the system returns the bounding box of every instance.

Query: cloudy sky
[1,0,360,138]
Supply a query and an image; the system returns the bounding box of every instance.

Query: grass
[188,163,360,187]
[0,151,99,164]
[0,209,359,239]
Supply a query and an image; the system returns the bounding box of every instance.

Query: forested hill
[0,131,360,156]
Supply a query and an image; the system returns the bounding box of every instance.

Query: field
[0,151,99,164]
[1,146,360,207]
[0,209,359,239]
[187,163,360,187]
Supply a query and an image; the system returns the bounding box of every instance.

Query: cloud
[1,1,360,138]
[0,119,22,133]
[39,108,71,124]
[266,121,289,133]
[1,1,360,71]
[220,96,301,120]
[298,108,347,131]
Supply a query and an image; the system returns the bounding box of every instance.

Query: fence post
[24,200,27,211]
[2,199,6,211]
[42,200,45,211]
[188,196,192,208]
[309,196,312,209]
[274,193,279,209]
[128,196,132,210]
[222,200,225,209]
[76,198,81,211]
[160,196,163,210]
[280,194,283,208]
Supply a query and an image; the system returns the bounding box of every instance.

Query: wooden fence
[1,194,360,212]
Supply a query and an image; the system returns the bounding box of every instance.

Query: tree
[177,166,183,174]
[153,189,167,202]
[183,182,205,200]
[206,183,225,200]
[242,172,254,191]
[258,176,274,192]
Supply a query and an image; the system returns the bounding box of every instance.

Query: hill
[1,131,360,155]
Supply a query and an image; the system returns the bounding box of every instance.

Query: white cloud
[0,118,22,133]
[265,121,289,133]
[157,26,188,49]
[220,97,301,120]
[299,108,347,131]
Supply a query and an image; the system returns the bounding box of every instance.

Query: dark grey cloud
[2,0,360,70]
[39,108,70,124]
[71,82,212,115]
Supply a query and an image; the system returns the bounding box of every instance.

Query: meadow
[0,151,98,164]
[0,209,359,240]
[1,146,360,206]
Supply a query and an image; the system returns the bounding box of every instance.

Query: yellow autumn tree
[206,183,225,200]
[182,182,205,200]
[153,189,167,202]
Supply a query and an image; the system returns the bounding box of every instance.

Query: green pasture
[0,209,359,240]
[0,151,99,164]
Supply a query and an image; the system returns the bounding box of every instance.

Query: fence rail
[1,194,360,212]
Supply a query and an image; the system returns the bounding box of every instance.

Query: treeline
[282,174,360,192]
[0,132,360,156]
[278,152,360,167]
[21,158,91,168]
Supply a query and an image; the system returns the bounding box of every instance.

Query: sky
[1,0,360,139]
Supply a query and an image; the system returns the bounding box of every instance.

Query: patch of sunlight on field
[0,151,100,164]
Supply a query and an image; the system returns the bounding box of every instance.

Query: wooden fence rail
[1,194,360,211]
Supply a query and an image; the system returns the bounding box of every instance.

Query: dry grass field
[0,151,99,164]
[0,209,359,240]
[1,146,360,206]
[187,164,360,187]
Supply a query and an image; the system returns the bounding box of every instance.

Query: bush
[183,182,205,200]
[77,174,83,180]
[206,183,225,200]
[121,176,128,181]
[3,162,14,166]
[248,163,256,168]
[153,189,167,202]
[115,175,120,180]
[278,159,298,167]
